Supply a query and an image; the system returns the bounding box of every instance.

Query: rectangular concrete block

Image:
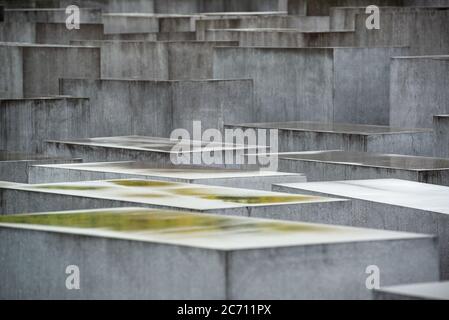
[0,151,81,183]
[276,150,449,186]
[60,78,254,136]
[35,23,105,44]
[0,206,436,299]
[273,179,449,279]
[434,115,449,158]
[43,136,261,169]
[0,21,35,42]
[4,8,102,23]
[0,43,100,99]
[0,179,349,220]
[0,97,91,153]
[390,56,449,129]
[59,0,155,13]
[28,161,306,190]
[288,0,403,15]
[71,40,239,80]
[374,281,449,300]
[228,122,434,156]
[214,47,334,123]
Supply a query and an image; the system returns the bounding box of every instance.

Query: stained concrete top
[277,150,449,171]
[231,121,432,135]
[0,151,77,163]
[46,136,256,154]
[0,179,344,211]
[376,281,449,300]
[102,12,286,18]
[33,161,302,179]
[0,207,429,250]
[275,179,449,215]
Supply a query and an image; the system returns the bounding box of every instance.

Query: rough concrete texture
[277,151,449,186]
[227,122,434,156]
[60,78,254,136]
[390,56,449,129]
[27,161,306,190]
[214,47,334,123]
[0,21,35,42]
[434,115,449,158]
[0,151,81,183]
[71,40,238,80]
[0,207,438,299]
[59,0,155,13]
[0,97,91,153]
[35,23,105,44]
[273,179,449,279]
[214,46,409,125]
[0,43,100,99]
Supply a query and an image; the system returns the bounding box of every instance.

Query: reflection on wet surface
[0,207,415,249]
[234,121,431,134]
[279,151,449,170]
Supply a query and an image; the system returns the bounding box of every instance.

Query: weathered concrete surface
[0,21,35,42]
[28,161,306,190]
[0,43,100,99]
[35,23,105,44]
[214,47,334,123]
[0,179,349,221]
[0,97,91,153]
[276,150,449,186]
[71,40,238,80]
[390,56,449,129]
[0,207,436,300]
[4,8,102,23]
[273,179,449,279]
[228,122,434,156]
[288,0,403,15]
[374,281,449,300]
[0,151,81,183]
[434,115,449,158]
[214,46,408,125]
[59,0,155,13]
[60,78,254,136]
[154,0,287,14]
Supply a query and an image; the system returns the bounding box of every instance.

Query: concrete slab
[59,0,155,13]
[4,8,102,23]
[0,207,438,299]
[35,22,105,44]
[44,136,262,169]
[0,151,81,183]
[374,281,449,300]
[70,40,239,80]
[273,179,449,279]
[0,178,349,222]
[434,115,449,158]
[276,150,449,186]
[288,0,403,15]
[214,47,409,125]
[227,122,434,156]
[28,161,306,190]
[390,56,449,129]
[60,78,254,136]
[0,97,91,153]
[0,43,100,99]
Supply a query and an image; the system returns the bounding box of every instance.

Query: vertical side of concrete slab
[0,45,23,99]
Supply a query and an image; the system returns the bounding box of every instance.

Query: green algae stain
[0,210,331,234]
[109,180,177,188]
[170,187,320,204]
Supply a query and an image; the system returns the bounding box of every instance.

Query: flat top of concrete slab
[46,136,257,154]
[231,121,432,135]
[33,161,302,180]
[0,179,343,211]
[0,151,75,163]
[393,55,449,60]
[103,12,286,18]
[0,207,429,250]
[275,179,449,215]
[376,281,449,300]
[435,114,449,118]
[0,42,98,49]
[277,150,449,171]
